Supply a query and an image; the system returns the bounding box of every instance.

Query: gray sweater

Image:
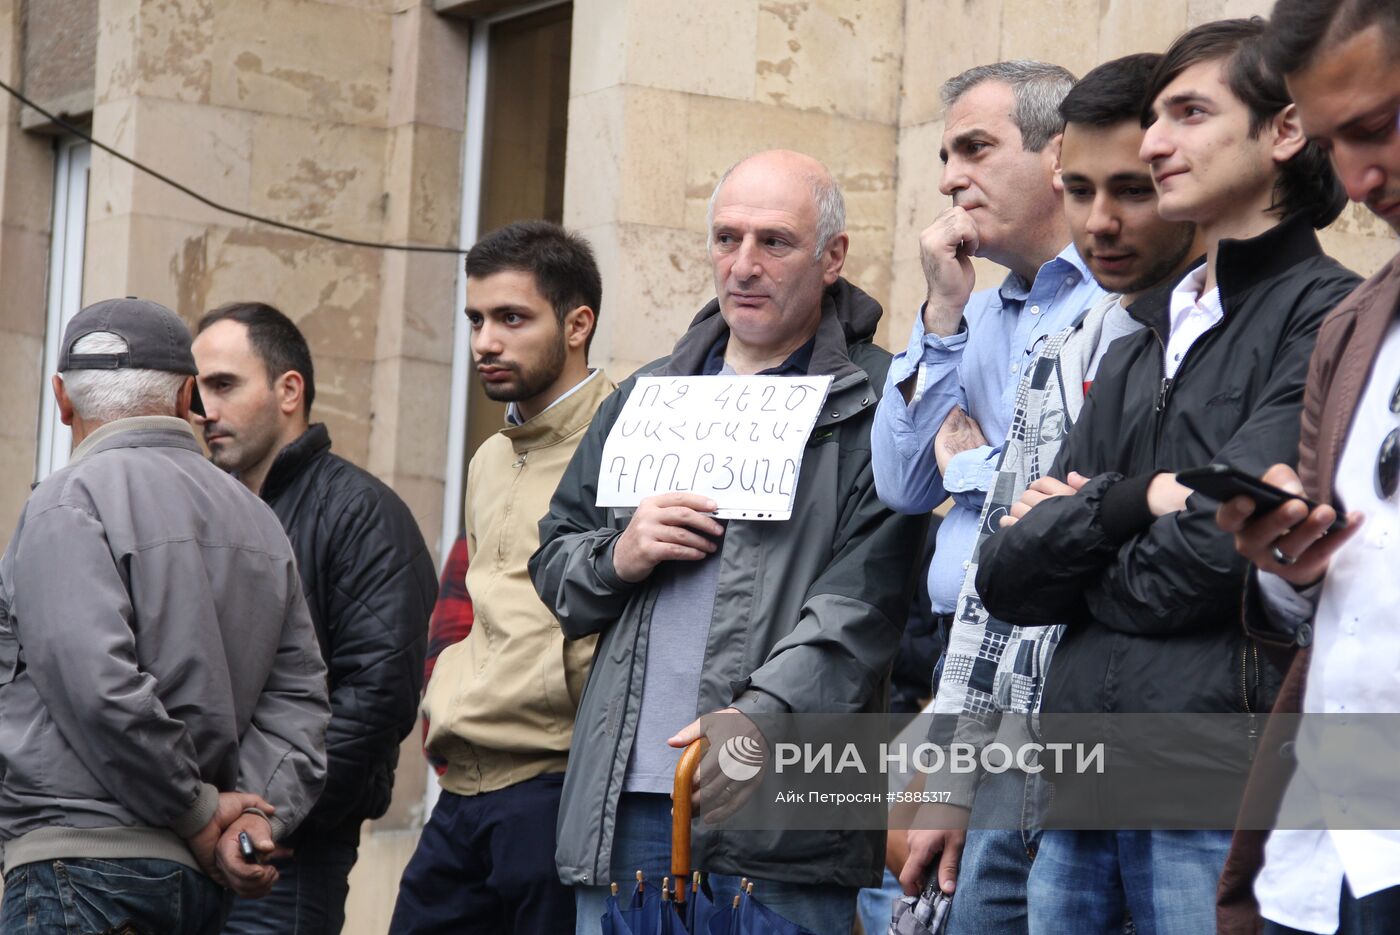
[0,417,329,874]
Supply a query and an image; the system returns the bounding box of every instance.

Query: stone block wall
[565,0,907,377]
[85,0,467,556]
[0,0,57,545]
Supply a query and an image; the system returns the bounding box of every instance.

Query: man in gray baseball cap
[0,297,331,935]
[56,295,201,375]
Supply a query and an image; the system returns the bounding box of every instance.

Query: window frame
[35,136,92,481]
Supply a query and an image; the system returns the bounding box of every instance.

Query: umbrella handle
[671,737,708,903]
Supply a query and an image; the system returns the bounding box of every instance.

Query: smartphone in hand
[1177,464,1347,533]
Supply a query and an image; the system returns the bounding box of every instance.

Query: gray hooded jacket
[531,280,928,888]
[0,418,329,874]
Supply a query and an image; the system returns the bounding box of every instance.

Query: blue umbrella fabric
[682,873,718,933]
[601,874,690,935]
[706,886,818,935]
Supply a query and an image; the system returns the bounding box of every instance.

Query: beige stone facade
[0,1,1395,931]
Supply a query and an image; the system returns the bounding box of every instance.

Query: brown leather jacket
[1218,253,1400,934]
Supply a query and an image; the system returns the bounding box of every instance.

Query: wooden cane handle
[671,738,709,903]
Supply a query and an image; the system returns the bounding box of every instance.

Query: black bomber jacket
[975,213,1360,717]
[260,424,437,840]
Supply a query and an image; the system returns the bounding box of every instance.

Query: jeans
[1263,880,1400,935]
[857,869,903,935]
[1,857,226,935]
[574,793,858,935]
[1027,830,1230,935]
[390,773,574,935]
[944,768,1050,935]
[222,836,359,935]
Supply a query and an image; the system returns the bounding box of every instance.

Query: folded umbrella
[888,878,951,935]
[705,882,818,935]
[604,739,821,935]
[601,872,667,935]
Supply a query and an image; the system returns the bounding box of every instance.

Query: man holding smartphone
[972,19,1361,933]
[1213,2,1400,933]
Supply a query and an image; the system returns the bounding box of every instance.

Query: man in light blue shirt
[870,63,1104,934]
[873,61,1105,624]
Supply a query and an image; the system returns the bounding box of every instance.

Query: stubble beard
[1116,224,1198,296]
[479,329,569,404]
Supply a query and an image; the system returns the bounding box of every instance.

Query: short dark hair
[197,302,315,417]
[1060,53,1162,128]
[1264,0,1400,77]
[1143,17,1346,229]
[465,220,603,355]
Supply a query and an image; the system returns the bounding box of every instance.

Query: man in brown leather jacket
[1215,2,1400,932]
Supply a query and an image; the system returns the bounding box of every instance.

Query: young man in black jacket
[193,303,437,935]
[974,20,1361,935]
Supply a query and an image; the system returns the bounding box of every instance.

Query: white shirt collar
[1168,265,1220,328]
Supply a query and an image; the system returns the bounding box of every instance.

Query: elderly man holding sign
[531,150,927,935]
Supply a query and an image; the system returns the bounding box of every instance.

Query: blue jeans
[1,857,226,935]
[574,793,857,935]
[857,869,903,935]
[1027,830,1230,935]
[1263,880,1400,935]
[222,836,359,935]
[945,768,1050,935]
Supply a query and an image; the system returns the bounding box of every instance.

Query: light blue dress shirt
[871,244,1105,614]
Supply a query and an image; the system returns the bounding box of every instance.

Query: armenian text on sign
[597,375,832,520]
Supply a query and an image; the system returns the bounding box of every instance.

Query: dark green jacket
[530,279,928,888]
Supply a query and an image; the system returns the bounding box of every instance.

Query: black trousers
[389,772,573,935]
[222,835,360,935]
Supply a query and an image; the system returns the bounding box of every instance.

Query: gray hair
[61,332,186,423]
[940,61,1077,152]
[706,158,847,260]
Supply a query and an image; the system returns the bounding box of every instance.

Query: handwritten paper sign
[597,375,833,520]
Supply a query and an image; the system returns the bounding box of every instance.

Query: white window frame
[430,0,570,815]
[35,137,92,481]
[439,0,570,566]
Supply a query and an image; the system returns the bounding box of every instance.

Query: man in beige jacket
[391,220,614,935]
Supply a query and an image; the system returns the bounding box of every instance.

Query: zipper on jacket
[1147,327,1171,431]
[1241,638,1262,758]
[498,451,528,565]
[1150,314,1228,443]
[1239,639,1259,713]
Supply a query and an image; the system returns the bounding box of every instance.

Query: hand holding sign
[613,492,724,583]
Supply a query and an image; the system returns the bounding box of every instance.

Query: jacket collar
[652,278,884,428]
[69,415,202,463]
[502,368,615,454]
[654,278,878,383]
[1125,258,1204,338]
[1128,214,1324,340]
[1215,212,1326,304]
[260,423,332,502]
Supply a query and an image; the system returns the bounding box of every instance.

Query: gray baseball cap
[58,297,198,376]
